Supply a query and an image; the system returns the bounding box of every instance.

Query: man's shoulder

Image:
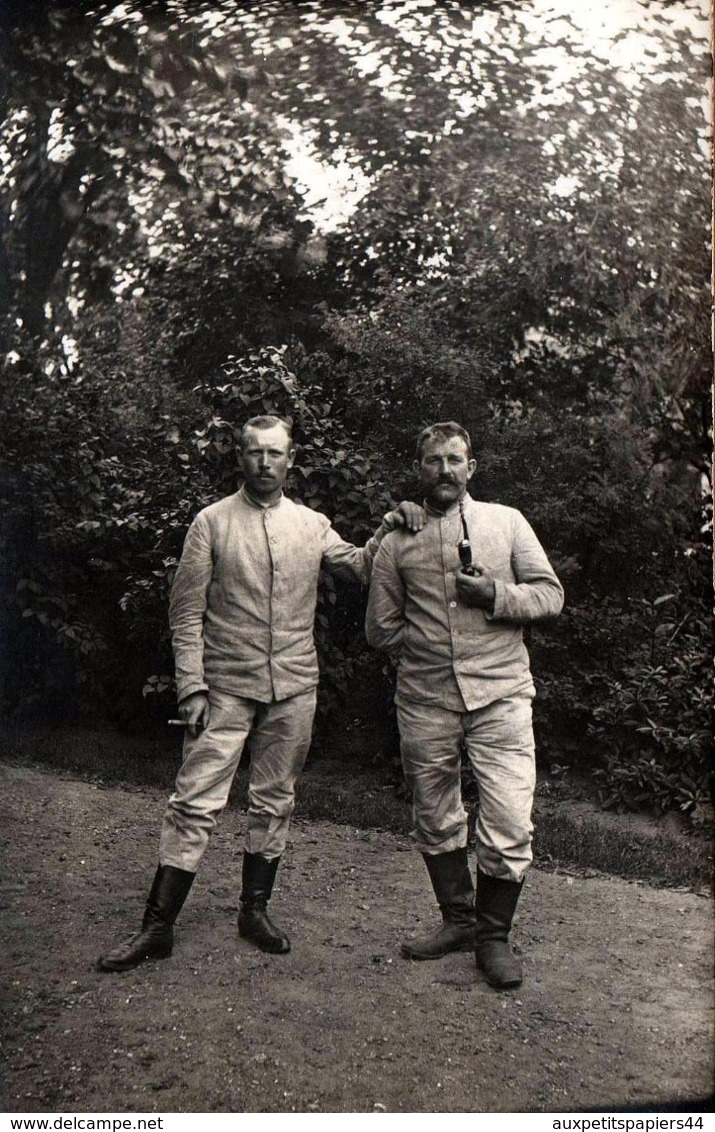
[378,525,423,561]
[280,494,330,528]
[193,493,240,522]
[183,495,231,526]
[467,498,523,525]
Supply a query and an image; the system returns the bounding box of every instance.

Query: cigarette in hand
[167,719,188,726]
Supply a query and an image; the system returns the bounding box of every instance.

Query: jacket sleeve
[365,537,406,657]
[489,511,564,625]
[169,513,213,703]
[320,520,387,585]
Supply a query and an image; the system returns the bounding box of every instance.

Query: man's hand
[382,501,427,533]
[455,566,496,612]
[178,691,211,738]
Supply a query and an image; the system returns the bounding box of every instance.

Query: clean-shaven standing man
[98,415,423,972]
[366,421,563,989]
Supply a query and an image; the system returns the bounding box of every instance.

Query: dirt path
[1,762,713,1114]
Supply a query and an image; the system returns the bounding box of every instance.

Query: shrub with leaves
[588,591,712,816]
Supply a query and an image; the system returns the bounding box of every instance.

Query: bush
[588,596,712,815]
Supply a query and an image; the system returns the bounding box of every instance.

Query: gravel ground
[2,762,713,1114]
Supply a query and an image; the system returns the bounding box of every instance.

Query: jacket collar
[424,491,473,519]
[239,484,284,511]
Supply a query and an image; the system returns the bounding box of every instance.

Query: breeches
[159,687,317,871]
[396,692,536,882]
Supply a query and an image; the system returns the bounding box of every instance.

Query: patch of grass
[0,723,182,788]
[533,808,712,892]
[295,770,412,833]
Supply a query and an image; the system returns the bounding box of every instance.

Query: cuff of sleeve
[177,682,210,704]
[485,579,505,621]
[366,525,388,555]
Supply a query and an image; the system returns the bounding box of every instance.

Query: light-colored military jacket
[365,494,564,712]
[170,486,384,704]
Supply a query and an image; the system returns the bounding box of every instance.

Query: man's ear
[287,447,297,469]
[412,459,421,477]
[467,458,477,479]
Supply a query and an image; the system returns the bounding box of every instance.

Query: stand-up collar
[424,492,472,519]
[239,484,284,511]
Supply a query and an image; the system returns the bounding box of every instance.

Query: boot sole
[239,938,291,954]
[401,939,474,960]
[481,974,523,989]
[96,950,172,973]
[238,928,290,954]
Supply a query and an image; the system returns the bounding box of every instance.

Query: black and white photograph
[1,0,712,1119]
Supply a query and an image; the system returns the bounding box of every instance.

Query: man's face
[239,424,295,500]
[415,435,476,510]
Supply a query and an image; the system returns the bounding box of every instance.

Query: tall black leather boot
[97,864,195,973]
[237,852,290,954]
[401,847,476,960]
[474,868,524,989]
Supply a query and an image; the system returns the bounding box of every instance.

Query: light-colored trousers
[396,691,536,883]
[159,687,317,872]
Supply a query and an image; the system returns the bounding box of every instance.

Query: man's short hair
[415,421,473,462]
[240,415,293,447]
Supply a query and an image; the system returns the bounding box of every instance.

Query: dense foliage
[1,0,711,818]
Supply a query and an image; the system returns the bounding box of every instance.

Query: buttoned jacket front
[170,487,383,704]
[365,494,564,712]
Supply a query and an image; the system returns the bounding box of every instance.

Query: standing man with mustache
[366,422,563,989]
[98,414,423,972]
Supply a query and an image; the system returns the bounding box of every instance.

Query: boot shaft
[238,852,290,953]
[475,869,523,942]
[422,847,475,926]
[144,864,195,927]
[474,870,525,988]
[240,852,281,910]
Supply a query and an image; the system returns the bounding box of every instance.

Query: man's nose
[259,452,270,467]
